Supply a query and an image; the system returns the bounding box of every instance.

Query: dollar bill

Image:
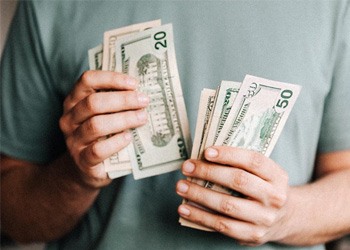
[191,81,242,188]
[102,20,161,71]
[88,43,132,178]
[190,89,216,160]
[88,44,103,70]
[187,88,216,192]
[181,82,241,231]
[107,168,132,179]
[114,24,191,179]
[215,75,301,154]
[204,81,241,149]
[101,20,161,176]
[179,88,216,231]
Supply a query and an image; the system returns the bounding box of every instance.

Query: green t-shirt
[1,1,349,249]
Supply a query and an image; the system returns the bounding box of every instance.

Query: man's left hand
[176,146,290,246]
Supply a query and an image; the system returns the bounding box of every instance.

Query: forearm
[277,168,350,245]
[1,153,100,243]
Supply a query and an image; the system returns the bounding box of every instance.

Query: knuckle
[261,212,276,227]
[79,150,91,168]
[59,116,69,134]
[85,94,100,113]
[270,191,287,208]
[213,218,229,233]
[199,164,212,181]
[121,92,131,107]
[65,136,76,151]
[250,151,265,170]
[250,228,266,245]
[80,71,94,84]
[62,97,72,112]
[89,143,104,160]
[86,116,104,135]
[113,133,127,148]
[220,198,238,215]
[231,169,248,190]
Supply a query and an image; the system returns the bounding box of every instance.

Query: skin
[1,70,350,246]
[1,71,149,242]
[176,147,350,246]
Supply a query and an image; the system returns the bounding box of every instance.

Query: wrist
[56,152,112,190]
[270,186,310,246]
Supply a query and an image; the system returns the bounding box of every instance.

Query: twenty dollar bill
[115,24,191,179]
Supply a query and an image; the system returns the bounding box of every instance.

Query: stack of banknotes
[88,20,191,179]
[180,75,301,230]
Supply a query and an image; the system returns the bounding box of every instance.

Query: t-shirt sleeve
[0,1,66,163]
[318,5,350,153]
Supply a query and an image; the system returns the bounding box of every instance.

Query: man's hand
[176,146,289,246]
[59,70,149,188]
[1,70,150,242]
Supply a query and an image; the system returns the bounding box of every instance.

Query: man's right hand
[1,70,147,242]
[59,70,149,188]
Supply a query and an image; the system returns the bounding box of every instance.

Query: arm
[280,150,350,245]
[1,152,100,243]
[1,71,149,243]
[176,146,350,246]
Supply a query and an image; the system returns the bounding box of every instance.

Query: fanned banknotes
[180,76,301,230]
[88,21,191,179]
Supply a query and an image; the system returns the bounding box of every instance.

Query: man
[1,1,350,249]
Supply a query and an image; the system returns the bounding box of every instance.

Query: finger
[79,131,133,168]
[65,91,149,125]
[178,203,266,245]
[176,180,275,227]
[64,71,139,111]
[74,109,148,145]
[182,160,277,203]
[204,146,286,183]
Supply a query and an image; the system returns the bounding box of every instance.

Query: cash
[180,75,301,230]
[88,21,191,179]
[179,88,216,231]
[89,42,133,178]
[190,89,216,160]
[102,20,161,71]
[114,24,191,179]
[88,22,301,231]
[88,44,103,70]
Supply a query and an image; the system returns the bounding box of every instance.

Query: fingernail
[206,148,218,158]
[177,182,189,193]
[183,161,195,173]
[178,205,191,216]
[137,92,149,105]
[127,77,138,87]
[137,110,148,122]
